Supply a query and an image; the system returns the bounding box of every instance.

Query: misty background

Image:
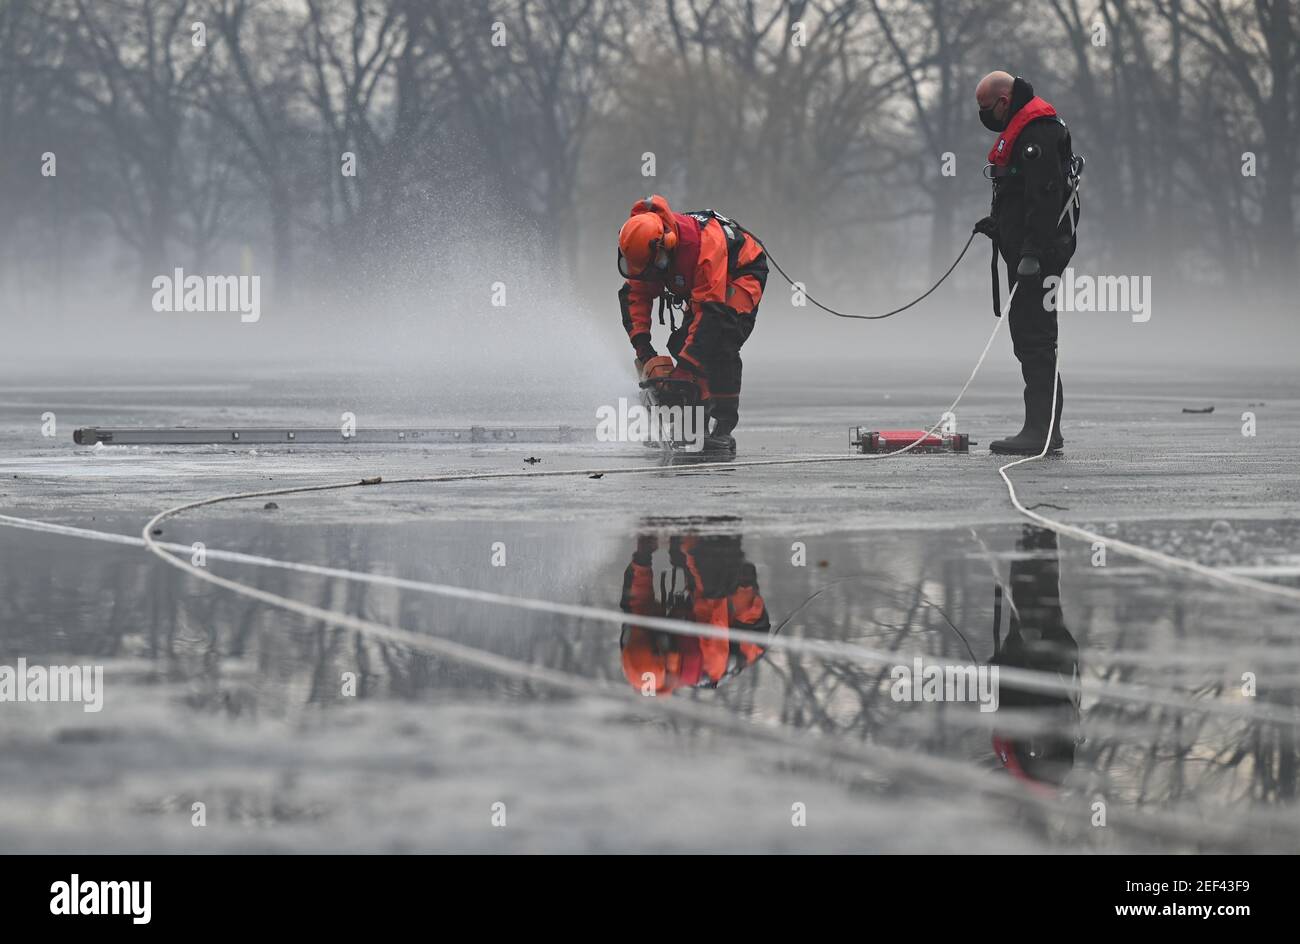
[0,0,1297,383]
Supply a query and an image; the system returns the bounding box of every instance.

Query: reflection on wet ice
[618,530,771,696]
[2,513,1298,851]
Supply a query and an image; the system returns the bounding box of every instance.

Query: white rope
[998,350,1300,605]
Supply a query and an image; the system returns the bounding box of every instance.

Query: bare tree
[198,0,307,298]
[869,0,1005,270]
[1154,0,1298,288]
[58,0,211,279]
[425,0,628,274]
[1,0,1295,310]
[301,0,404,262]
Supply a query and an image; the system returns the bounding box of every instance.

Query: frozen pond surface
[0,362,1297,852]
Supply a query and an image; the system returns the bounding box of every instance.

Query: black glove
[631,333,656,363]
[1016,254,1041,278]
[974,216,998,239]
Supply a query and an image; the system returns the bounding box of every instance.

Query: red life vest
[987,96,1057,167]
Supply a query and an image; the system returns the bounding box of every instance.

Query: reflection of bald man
[974,72,1078,456]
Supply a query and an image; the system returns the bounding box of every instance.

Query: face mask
[980,103,1006,133]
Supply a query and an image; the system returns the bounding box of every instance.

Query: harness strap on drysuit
[991,237,1001,318]
[990,163,1083,317]
[657,294,690,331]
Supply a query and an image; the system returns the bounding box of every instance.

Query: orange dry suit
[618,196,768,434]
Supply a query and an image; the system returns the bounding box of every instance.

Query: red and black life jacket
[662,209,751,304]
[985,95,1083,316]
[987,96,1058,167]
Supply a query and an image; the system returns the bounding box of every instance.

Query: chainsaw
[636,356,708,456]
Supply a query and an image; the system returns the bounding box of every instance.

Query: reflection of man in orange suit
[619,532,770,696]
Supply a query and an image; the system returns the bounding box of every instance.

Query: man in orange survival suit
[619,532,770,696]
[617,195,768,456]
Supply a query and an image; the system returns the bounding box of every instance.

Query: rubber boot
[991,374,1064,455]
[703,399,738,456]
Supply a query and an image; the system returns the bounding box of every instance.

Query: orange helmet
[620,627,703,697]
[617,195,679,279]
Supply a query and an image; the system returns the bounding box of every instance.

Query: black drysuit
[988,86,1078,442]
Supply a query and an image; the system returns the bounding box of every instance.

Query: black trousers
[668,305,757,433]
[1004,259,1064,430]
[1005,261,1060,373]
